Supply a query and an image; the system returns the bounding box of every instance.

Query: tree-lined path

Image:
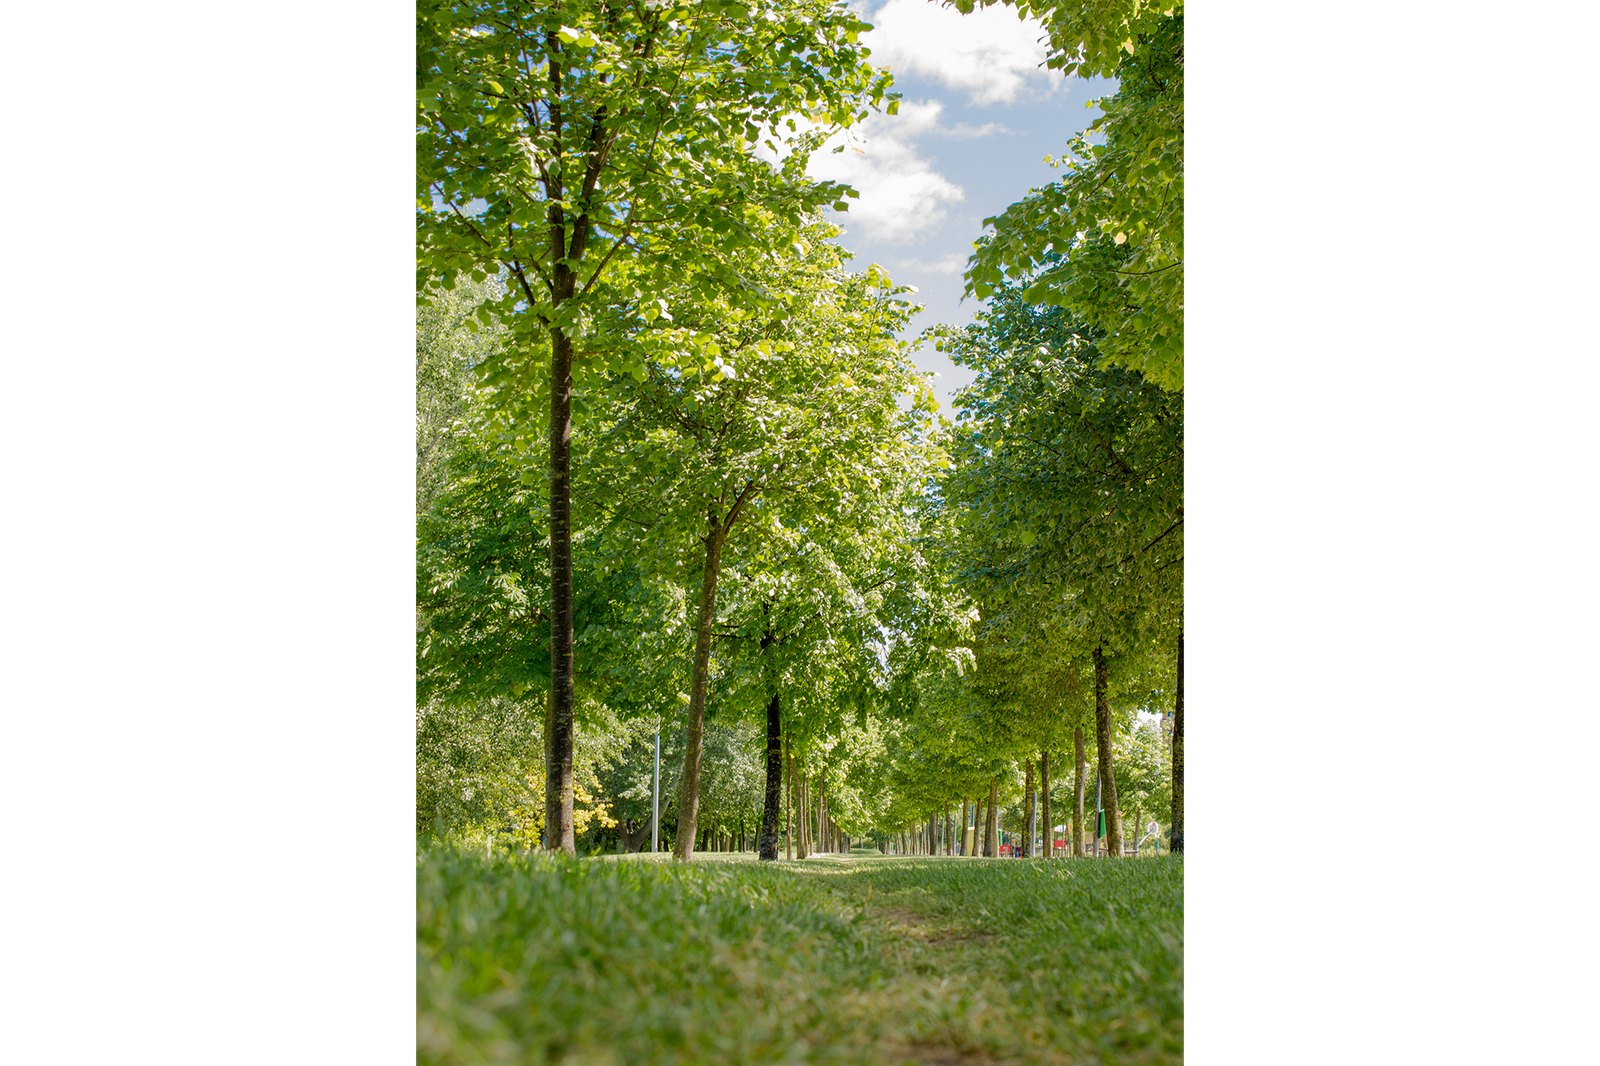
[418,0,1182,1059]
[419,849,1182,1064]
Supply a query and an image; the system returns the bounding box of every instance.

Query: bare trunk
[1023,760,1035,858]
[980,791,991,856]
[758,669,782,861]
[1040,751,1053,859]
[541,694,554,849]
[672,527,726,861]
[800,772,810,858]
[1073,725,1086,857]
[985,777,998,857]
[784,730,793,860]
[815,782,821,854]
[974,794,983,856]
[1093,645,1123,857]
[819,780,827,854]
[1171,631,1184,854]
[544,323,576,855]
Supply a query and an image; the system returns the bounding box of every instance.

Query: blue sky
[800,0,1115,411]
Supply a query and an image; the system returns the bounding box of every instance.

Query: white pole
[652,725,660,854]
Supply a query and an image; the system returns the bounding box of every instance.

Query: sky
[444,2,1110,413]
[798,0,1115,413]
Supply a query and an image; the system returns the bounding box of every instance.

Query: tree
[582,241,933,860]
[418,277,508,514]
[959,2,1183,390]
[937,276,1182,858]
[1113,716,1171,852]
[417,0,893,853]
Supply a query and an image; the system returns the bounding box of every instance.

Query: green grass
[418,847,1182,1064]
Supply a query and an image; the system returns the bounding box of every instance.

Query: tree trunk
[980,791,991,856]
[784,730,793,860]
[796,762,808,859]
[1023,760,1035,858]
[985,777,999,857]
[1073,725,1086,857]
[1040,751,1053,859]
[1093,645,1123,857]
[819,780,828,854]
[799,773,807,857]
[672,526,727,861]
[975,793,984,856]
[816,782,823,854]
[819,781,826,854]
[800,772,810,858]
[541,694,554,850]
[544,324,577,854]
[1171,630,1184,854]
[945,801,952,855]
[758,645,782,860]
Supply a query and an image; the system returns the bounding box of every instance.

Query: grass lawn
[418,846,1182,1064]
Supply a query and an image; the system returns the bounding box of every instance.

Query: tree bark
[799,771,809,858]
[541,694,554,849]
[1023,760,1035,858]
[812,777,825,851]
[981,790,992,857]
[758,675,782,861]
[985,777,999,857]
[1093,645,1123,857]
[538,52,602,858]
[784,729,793,860]
[672,525,727,861]
[1040,751,1052,859]
[945,801,952,855]
[819,781,826,854]
[1073,725,1086,857]
[976,793,984,856]
[1171,630,1184,854]
[544,324,577,855]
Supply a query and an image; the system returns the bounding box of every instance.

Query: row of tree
[416,0,1183,859]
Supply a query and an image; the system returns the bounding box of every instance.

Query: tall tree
[417,0,893,852]
[581,241,933,860]
[960,1,1184,390]
[938,277,1182,859]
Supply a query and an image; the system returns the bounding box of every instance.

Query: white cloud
[938,121,1010,139]
[804,100,965,244]
[859,0,1054,106]
[897,252,969,275]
